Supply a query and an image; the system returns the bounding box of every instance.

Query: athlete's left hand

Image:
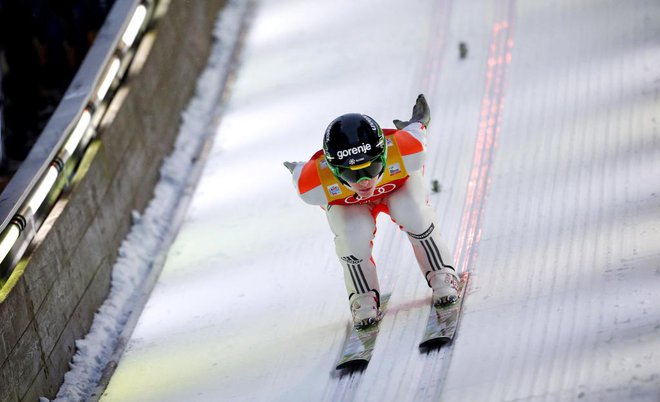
[393,94,430,129]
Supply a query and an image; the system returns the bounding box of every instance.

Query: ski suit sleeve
[396,122,427,173]
[289,158,327,206]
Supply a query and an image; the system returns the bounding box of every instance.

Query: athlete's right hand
[283,161,302,173]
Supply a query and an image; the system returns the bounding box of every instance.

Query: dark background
[0,0,115,183]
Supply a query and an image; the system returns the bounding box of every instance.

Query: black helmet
[322,113,387,183]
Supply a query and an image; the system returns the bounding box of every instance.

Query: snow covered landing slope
[102,0,660,401]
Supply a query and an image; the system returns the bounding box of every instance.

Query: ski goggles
[334,159,384,183]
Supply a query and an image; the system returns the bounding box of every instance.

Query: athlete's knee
[328,206,375,244]
[334,222,374,252]
[391,202,434,234]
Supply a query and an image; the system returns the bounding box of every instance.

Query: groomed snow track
[99,0,660,400]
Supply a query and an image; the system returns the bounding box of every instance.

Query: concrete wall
[0,0,226,400]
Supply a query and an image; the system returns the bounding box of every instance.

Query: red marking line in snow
[454,8,515,274]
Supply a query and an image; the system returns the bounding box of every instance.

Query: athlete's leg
[386,172,459,304]
[326,203,380,326]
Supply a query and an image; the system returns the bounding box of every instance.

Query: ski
[335,294,390,370]
[419,271,470,349]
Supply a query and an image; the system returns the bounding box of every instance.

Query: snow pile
[46,1,249,400]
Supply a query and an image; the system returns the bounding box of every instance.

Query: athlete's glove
[283,161,303,174]
[393,94,430,130]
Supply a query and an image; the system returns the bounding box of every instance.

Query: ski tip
[419,337,452,351]
[336,359,369,371]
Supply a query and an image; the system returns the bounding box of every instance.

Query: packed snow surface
[63,0,660,400]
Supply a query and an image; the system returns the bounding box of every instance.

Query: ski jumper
[290,122,456,302]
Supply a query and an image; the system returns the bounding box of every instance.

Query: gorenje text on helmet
[337,143,372,160]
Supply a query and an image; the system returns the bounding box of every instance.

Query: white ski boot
[428,268,459,306]
[350,291,379,328]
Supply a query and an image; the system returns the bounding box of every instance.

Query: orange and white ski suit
[289,122,455,303]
